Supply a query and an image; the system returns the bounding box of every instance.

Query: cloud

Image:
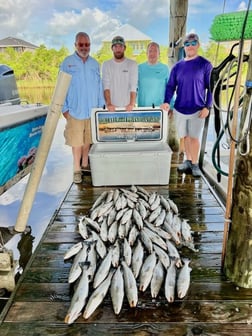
[238,1,248,11]
[0,0,246,52]
[46,7,121,50]
[0,0,36,35]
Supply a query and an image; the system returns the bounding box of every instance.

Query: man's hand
[199,107,209,119]
[107,104,116,112]
[63,111,69,119]
[160,103,170,111]
[125,103,134,112]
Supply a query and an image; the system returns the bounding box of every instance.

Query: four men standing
[61,32,212,183]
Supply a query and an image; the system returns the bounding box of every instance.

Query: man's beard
[114,52,124,60]
[77,50,89,58]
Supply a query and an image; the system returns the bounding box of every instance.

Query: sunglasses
[184,40,198,47]
[77,42,91,48]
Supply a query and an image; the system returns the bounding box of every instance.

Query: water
[0,118,72,265]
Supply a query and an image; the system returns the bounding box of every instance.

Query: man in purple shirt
[161,33,212,177]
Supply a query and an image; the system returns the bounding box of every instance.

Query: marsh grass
[17,79,55,105]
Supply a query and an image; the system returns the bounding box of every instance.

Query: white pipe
[14,71,71,233]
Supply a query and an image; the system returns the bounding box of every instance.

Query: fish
[110,266,124,315]
[140,229,153,253]
[133,208,143,230]
[64,241,83,260]
[84,216,100,233]
[98,200,114,218]
[123,237,132,266]
[118,222,126,239]
[121,261,138,307]
[154,208,166,227]
[137,201,148,219]
[106,190,114,203]
[113,188,120,203]
[120,194,128,209]
[148,205,162,223]
[166,239,182,267]
[139,252,157,292]
[108,220,118,243]
[120,208,133,224]
[181,219,193,242]
[136,185,150,196]
[115,194,123,211]
[167,198,179,214]
[164,258,177,302]
[83,270,114,319]
[163,221,181,245]
[142,226,167,251]
[86,242,97,281]
[160,195,171,211]
[93,248,112,288]
[78,216,89,240]
[138,198,150,209]
[148,192,157,205]
[128,225,139,246]
[171,214,182,238]
[144,221,171,241]
[65,186,195,322]
[153,244,170,269]
[150,194,160,211]
[107,207,117,226]
[127,197,136,209]
[177,258,191,299]
[116,207,128,221]
[151,260,164,298]
[90,202,104,221]
[91,231,107,259]
[65,262,90,324]
[90,191,108,211]
[100,217,108,242]
[111,239,120,267]
[68,243,89,283]
[131,239,144,279]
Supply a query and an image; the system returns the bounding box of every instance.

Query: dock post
[14,71,71,233]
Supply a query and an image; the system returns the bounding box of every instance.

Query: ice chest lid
[91,107,168,144]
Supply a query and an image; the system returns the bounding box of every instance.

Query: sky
[0,0,250,53]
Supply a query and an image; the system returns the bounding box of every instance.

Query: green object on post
[210,10,252,41]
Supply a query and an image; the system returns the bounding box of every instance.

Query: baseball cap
[111,36,125,47]
[184,33,199,42]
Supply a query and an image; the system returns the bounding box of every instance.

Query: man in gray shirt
[102,36,138,111]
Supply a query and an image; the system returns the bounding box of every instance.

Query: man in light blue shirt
[138,42,170,108]
[60,32,104,183]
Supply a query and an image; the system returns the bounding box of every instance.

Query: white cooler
[89,108,172,186]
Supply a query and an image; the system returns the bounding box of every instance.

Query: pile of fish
[64,185,197,324]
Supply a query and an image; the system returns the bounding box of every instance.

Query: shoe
[81,164,90,172]
[177,160,192,174]
[73,171,82,184]
[191,164,201,177]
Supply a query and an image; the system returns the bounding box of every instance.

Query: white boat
[0,65,48,195]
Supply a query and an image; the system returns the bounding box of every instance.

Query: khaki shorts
[64,115,92,147]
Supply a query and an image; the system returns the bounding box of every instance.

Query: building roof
[102,24,152,42]
[0,37,38,49]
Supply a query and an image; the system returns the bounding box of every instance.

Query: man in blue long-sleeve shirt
[161,33,212,177]
[60,32,104,183]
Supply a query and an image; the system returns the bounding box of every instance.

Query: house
[0,37,38,53]
[102,24,152,56]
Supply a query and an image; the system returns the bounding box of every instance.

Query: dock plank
[0,161,251,335]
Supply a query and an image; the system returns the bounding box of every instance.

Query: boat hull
[0,104,48,194]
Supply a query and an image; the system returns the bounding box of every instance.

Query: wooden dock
[0,154,252,335]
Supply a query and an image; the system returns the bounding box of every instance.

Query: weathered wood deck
[0,154,251,335]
